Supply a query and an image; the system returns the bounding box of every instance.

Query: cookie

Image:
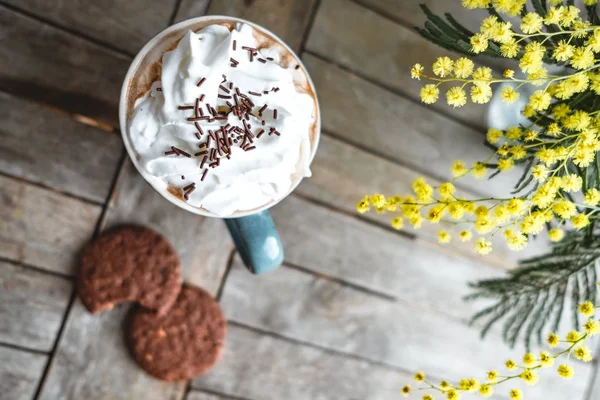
[77,225,182,315]
[127,285,226,381]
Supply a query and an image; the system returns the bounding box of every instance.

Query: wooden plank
[272,195,501,318]
[305,0,507,130]
[174,0,213,23]
[186,0,318,52]
[220,259,592,400]
[0,261,71,352]
[0,346,47,400]
[193,325,408,400]
[186,391,238,400]
[37,301,187,400]
[0,175,102,275]
[3,0,178,54]
[302,52,521,201]
[588,365,600,400]
[0,5,131,126]
[38,159,233,400]
[0,91,123,203]
[296,134,550,268]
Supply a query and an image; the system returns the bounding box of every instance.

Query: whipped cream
[128,23,315,216]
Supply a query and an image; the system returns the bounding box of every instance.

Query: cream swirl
[128,23,315,216]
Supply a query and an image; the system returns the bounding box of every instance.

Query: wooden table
[0,1,597,399]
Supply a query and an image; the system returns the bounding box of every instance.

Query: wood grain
[296,134,550,268]
[38,159,233,400]
[0,5,131,126]
[302,52,521,201]
[174,0,214,23]
[0,91,123,203]
[0,346,47,400]
[271,194,501,319]
[305,0,501,130]
[3,0,178,54]
[193,325,408,400]
[190,0,318,52]
[220,258,591,400]
[37,301,187,400]
[0,261,71,352]
[0,175,102,275]
[186,391,237,400]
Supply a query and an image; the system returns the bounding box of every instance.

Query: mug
[119,16,321,274]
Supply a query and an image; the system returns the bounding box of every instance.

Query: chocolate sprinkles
[197,77,206,87]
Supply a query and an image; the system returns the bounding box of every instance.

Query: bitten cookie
[77,225,182,315]
[127,285,226,381]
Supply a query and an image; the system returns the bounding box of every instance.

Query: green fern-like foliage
[467,231,599,350]
[416,1,600,348]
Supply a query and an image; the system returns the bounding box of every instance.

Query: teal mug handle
[224,209,283,274]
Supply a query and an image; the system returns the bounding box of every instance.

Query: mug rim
[118,15,321,218]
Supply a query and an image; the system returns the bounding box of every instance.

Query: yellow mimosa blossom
[498,158,515,171]
[427,205,446,223]
[391,217,404,230]
[539,351,554,367]
[584,320,600,336]
[439,380,450,389]
[547,333,559,347]
[573,346,592,362]
[420,84,439,104]
[446,389,459,400]
[500,39,520,58]
[553,40,575,61]
[459,230,473,242]
[433,57,454,77]
[453,57,474,78]
[522,353,536,367]
[470,33,489,53]
[402,385,411,396]
[571,47,595,70]
[438,230,451,243]
[579,301,595,317]
[566,330,581,342]
[531,165,548,181]
[552,201,576,219]
[411,63,424,80]
[500,85,519,103]
[471,83,493,104]
[521,12,543,33]
[528,90,552,111]
[520,370,539,385]
[479,384,493,397]
[356,198,370,214]
[557,364,574,379]
[472,66,492,81]
[439,182,455,197]
[509,388,523,400]
[446,87,467,108]
[472,162,487,178]
[548,228,564,242]
[486,128,503,144]
[504,69,515,78]
[561,174,583,192]
[414,372,425,382]
[423,395,433,400]
[475,238,492,254]
[584,188,600,206]
[572,213,590,229]
[451,160,467,176]
[487,370,498,381]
